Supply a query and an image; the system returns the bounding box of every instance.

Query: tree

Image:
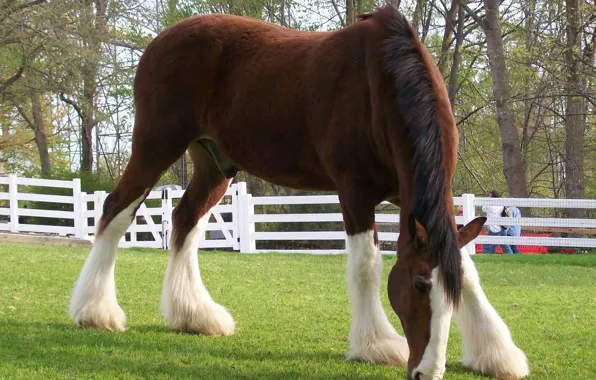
[563,0,589,211]
[1,0,73,177]
[12,91,51,177]
[0,0,47,96]
[459,0,529,199]
[58,0,108,172]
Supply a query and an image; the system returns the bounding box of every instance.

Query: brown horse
[68,5,529,379]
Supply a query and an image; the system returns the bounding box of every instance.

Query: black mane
[378,5,462,306]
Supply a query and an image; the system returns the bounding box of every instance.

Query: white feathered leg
[161,206,235,336]
[69,195,145,331]
[346,230,409,365]
[454,250,530,379]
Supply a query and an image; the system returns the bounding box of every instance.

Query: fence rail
[1,174,595,254]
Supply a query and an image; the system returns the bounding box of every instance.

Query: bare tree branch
[0,37,21,47]
[12,102,34,129]
[0,65,24,93]
[109,38,143,51]
[59,92,84,121]
[1,0,45,13]
[456,105,486,126]
[458,0,486,29]
[457,151,490,193]
[0,0,46,24]
[330,0,345,27]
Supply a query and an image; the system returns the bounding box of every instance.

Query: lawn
[1,243,595,379]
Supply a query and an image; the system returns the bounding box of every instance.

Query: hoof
[461,344,530,379]
[412,374,442,380]
[347,333,409,365]
[70,300,126,332]
[165,300,236,336]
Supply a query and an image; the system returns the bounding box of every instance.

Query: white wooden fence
[0,174,240,250]
[1,174,595,254]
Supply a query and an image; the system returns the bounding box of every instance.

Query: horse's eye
[413,276,431,293]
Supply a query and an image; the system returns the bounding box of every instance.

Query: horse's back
[134,12,324,118]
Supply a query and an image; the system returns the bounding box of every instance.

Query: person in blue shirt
[482,190,512,254]
[504,206,522,254]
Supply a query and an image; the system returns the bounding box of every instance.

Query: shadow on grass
[0,320,399,379]
[0,319,506,379]
[445,362,493,379]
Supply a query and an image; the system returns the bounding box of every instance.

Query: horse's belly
[202,133,336,191]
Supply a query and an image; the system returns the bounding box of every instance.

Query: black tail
[380,5,462,306]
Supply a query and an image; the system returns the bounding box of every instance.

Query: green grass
[1,243,596,379]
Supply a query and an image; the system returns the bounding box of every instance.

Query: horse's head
[388,216,486,379]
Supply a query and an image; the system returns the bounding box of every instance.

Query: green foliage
[430,0,596,198]
[1,0,595,203]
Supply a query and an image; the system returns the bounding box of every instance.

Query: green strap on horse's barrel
[198,138,239,178]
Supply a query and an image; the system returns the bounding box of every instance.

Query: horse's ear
[457,217,486,248]
[356,11,373,21]
[408,215,429,246]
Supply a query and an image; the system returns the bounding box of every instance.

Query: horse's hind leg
[338,184,409,365]
[69,139,187,331]
[161,142,234,336]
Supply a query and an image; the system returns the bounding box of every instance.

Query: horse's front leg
[339,187,409,366]
[454,250,530,379]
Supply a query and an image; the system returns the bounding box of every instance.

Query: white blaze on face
[412,267,453,380]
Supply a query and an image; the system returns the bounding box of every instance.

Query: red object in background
[475,232,550,254]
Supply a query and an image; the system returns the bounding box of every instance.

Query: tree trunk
[521,0,534,179]
[447,6,464,108]
[79,0,107,173]
[346,0,354,25]
[419,0,434,42]
[29,91,51,178]
[437,0,459,76]
[81,67,96,172]
[479,0,529,198]
[412,0,425,34]
[179,152,188,189]
[563,0,586,218]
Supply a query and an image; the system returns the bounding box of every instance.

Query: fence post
[345,233,350,254]
[81,192,88,238]
[237,182,255,253]
[8,174,18,233]
[237,182,247,253]
[247,193,255,252]
[230,183,240,251]
[161,188,173,250]
[72,178,84,239]
[93,191,106,235]
[130,201,137,246]
[462,193,476,255]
